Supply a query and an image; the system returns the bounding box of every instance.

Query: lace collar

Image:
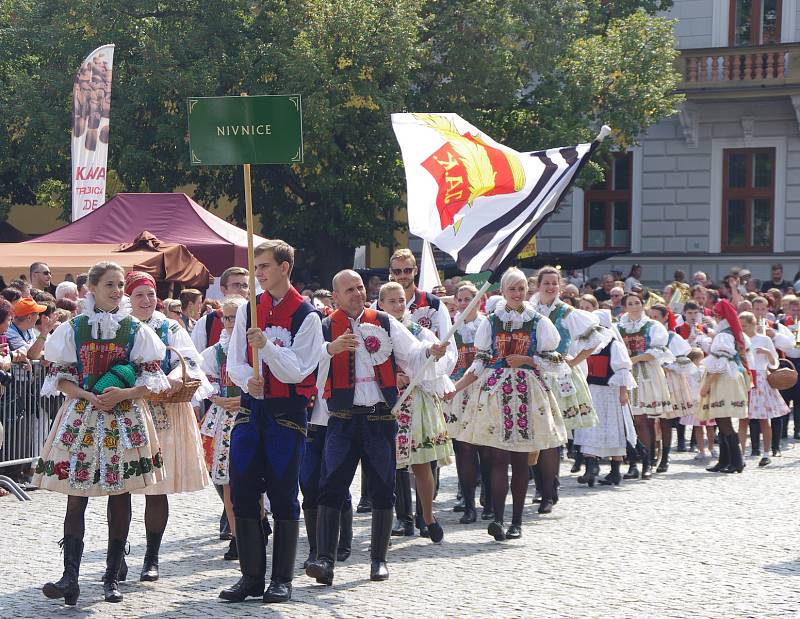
[83,292,132,339]
[455,313,484,341]
[493,299,537,329]
[618,313,649,332]
[144,310,167,330]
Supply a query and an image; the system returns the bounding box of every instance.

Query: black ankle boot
[219,518,266,602]
[623,463,640,479]
[599,460,622,486]
[577,458,598,486]
[391,469,413,536]
[103,539,126,603]
[570,450,584,474]
[657,442,671,473]
[264,520,299,603]
[707,432,730,472]
[459,493,477,524]
[305,505,340,586]
[302,508,317,569]
[369,509,393,581]
[42,536,83,606]
[139,530,163,582]
[337,502,353,562]
[722,434,745,474]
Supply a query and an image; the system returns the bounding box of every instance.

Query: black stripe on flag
[455,144,591,273]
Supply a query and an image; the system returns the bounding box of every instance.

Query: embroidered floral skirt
[396,388,453,468]
[132,402,208,495]
[199,403,238,484]
[458,367,567,453]
[664,370,694,419]
[546,365,598,431]
[445,386,474,439]
[748,370,789,420]
[630,360,672,417]
[33,397,165,496]
[697,372,749,421]
[573,384,636,457]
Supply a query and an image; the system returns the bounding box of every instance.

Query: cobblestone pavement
[2,445,800,619]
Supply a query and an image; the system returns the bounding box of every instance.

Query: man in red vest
[305,270,446,586]
[219,241,323,604]
[192,266,250,351]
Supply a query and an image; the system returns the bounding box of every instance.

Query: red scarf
[714,300,748,369]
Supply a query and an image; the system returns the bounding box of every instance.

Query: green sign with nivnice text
[187,95,303,165]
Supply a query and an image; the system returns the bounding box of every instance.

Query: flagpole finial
[596,125,612,142]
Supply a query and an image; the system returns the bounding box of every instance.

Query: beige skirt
[664,370,695,419]
[33,396,165,496]
[697,372,750,421]
[133,401,209,495]
[630,360,672,417]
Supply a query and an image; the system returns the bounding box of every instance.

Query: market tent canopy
[0,232,212,287]
[26,193,267,275]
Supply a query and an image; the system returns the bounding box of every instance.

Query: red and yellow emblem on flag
[414,114,525,231]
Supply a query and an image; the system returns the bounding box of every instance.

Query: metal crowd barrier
[0,361,63,501]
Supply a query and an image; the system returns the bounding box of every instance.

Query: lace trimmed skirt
[132,401,209,495]
[457,367,567,453]
[573,384,636,457]
[630,360,672,417]
[697,372,750,421]
[546,365,598,431]
[396,388,453,468]
[33,396,165,496]
[664,370,695,419]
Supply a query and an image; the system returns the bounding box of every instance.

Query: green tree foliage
[0,0,681,276]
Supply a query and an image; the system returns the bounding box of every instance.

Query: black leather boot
[305,505,340,586]
[657,441,671,473]
[139,530,163,582]
[219,517,266,602]
[599,460,622,486]
[391,469,413,536]
[459,491,477,524]
[370,508,392,581]
[337,502,353,562]
[303,509,317,569]
[42,536,83,606]
[722,433,745,473]
[570,449,584,474]
[103,539,126,603]
[707,431,730,472]
[264,520,299,603]
[356,470,372,513]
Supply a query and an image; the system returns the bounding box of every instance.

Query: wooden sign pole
[241,94,259,380]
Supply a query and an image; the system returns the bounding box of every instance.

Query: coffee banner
[71,44,114,221]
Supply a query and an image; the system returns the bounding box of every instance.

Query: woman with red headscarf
[697,300,751,473]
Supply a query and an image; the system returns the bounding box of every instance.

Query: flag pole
[392,279,492,415]
[241,93,259,380]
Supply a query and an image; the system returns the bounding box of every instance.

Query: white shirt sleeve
[226,301,256,392]
[258,311,323,385]
[467,316,493,375]
[191,314,209,352]
[564,307,605,353]
[42,320,78,365]
[167,322,213,399]
[535,316,561,353]
[435,303,453,342]
[418,325,457,377]
[608,339,637,389]
[130,322,171,392]
[388,315,433,378]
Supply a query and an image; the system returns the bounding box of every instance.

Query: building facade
[536,0,800,286]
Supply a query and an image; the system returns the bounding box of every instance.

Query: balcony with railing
[677,43,800,99]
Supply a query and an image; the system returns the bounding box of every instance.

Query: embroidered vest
[205,309,224,346]
[547,300,573,355]
[323,308,398,411]
[452,328,477,381]
[216,343,240,399]
[619,320,651,357]
[153,320,172,374]
[587,342,615,386]
[675,322,706,341]
[71,314,139,391]
[245,288,318,407]
[488,313,539,369]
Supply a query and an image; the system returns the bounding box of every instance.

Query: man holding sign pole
[220,240,323,604]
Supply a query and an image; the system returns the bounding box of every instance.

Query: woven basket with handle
[767,358,798,391]
[149,346,202,404]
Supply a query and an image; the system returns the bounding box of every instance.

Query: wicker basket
[767,358,798,391]
[148,346,202,404]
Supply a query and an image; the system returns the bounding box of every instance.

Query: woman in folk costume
[617,292,674,481]
[450,268,567,541]
[199,296,248,560]
[532,266,611,431]
[34,262,170,605]
[446,282,492,524]
[126,272,212,581]
[649,303,697,473]
[738,312,786,467]
[380,282,455,543]
[700,300,751,474]
[572,310,637,487]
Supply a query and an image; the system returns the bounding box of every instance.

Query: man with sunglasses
[192,267,250,352]
[385,248,453,538]
[29,262,55,295]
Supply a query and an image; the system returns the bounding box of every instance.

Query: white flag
[71,44,114,221]
[392,113,607,274]
[418,240,441,292]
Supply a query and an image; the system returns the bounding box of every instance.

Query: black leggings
[65,493,131,541]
